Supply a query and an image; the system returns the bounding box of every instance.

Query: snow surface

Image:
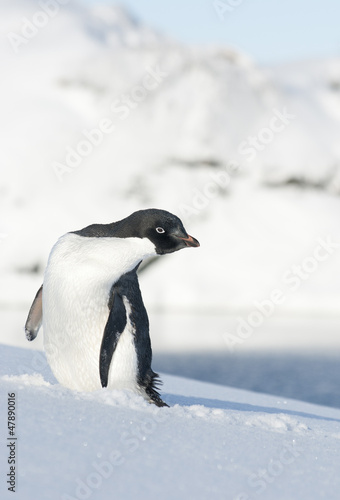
[1,344,340,500]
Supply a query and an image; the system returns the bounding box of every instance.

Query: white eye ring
[156,227,165,234]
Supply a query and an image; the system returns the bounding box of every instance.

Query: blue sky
[85,0,340,64]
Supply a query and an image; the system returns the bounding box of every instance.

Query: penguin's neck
[46,233,157,286]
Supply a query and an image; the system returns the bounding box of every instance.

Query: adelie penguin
[25,209,199,407]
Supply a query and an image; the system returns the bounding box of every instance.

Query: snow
[1,344,340,500]
[1,0,340,316]
[1,3,340,497]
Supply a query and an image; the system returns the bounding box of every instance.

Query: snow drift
[1,345,340,500]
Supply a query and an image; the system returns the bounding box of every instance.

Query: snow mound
[244,413,309,433]
[1,373,50,387]
[1,344,340,500]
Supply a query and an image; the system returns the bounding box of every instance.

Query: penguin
[25,209,199,407]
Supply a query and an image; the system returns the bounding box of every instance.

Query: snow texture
[1,345,340,500]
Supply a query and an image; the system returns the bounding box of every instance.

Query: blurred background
[1,0,340,407]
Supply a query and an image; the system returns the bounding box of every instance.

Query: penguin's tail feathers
[144,370,169,408]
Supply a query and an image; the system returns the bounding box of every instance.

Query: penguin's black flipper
[25,285,43,341]
[99,288,127,388]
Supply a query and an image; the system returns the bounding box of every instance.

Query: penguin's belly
[43,286,139,393]
[41,232,156,394]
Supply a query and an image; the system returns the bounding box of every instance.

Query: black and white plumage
[25,209,199,407]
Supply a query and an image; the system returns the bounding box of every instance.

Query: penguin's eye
[156,227,165,234]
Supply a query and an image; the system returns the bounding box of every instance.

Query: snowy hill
[1,5,340,495]
[1,0,340,319]
[1,344,340,500]
[261,58,340,189]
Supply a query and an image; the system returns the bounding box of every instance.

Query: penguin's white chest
[42,233,156,393]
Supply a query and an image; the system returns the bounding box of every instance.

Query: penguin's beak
[176,234,200,248]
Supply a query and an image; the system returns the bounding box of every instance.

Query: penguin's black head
[125,209,200,255]
[73,209,200,255]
